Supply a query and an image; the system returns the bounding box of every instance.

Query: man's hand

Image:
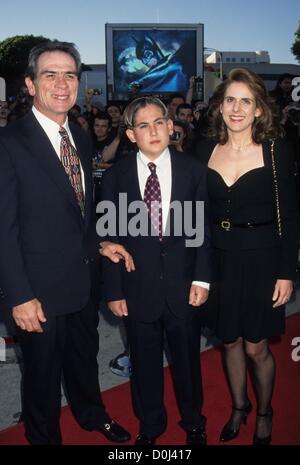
[189,75,195,88]
[85,88,94,101]
[107,299,128,317]
[12,298,47,333]
[189,284,209,307]
[272,279,293,308]
[99,241,135,272]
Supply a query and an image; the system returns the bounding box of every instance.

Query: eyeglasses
[0,104,8,109]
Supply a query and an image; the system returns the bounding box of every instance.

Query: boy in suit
[100,96,211,444]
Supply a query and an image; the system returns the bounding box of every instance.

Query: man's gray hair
[123,96,169,129]
[25,40,81,80]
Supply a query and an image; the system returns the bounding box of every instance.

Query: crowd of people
[0,40,299,446]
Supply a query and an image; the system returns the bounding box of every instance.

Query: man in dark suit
[0,40,132,445]
[100,96,211,445]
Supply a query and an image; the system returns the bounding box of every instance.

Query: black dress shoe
[220,402,252,442]
[96,419,131,442]
[186,427,207,445]
[253,434,272,446]
[253,408,273,446]
[135,434,156,445]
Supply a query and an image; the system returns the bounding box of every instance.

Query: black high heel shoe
[219,402,253,442]
[253,408,273,446]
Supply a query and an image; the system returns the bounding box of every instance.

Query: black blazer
[100,148,211,323]
[0,111,101,315]
[196,138,299,280]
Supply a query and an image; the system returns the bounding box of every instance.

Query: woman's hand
[272,279,293,308]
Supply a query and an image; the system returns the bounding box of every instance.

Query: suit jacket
[0,111,101,315]
[195,137,299,280]
[100,148,211,322]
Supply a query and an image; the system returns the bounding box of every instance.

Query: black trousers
[124,305,205,438]
[16,300,109,445]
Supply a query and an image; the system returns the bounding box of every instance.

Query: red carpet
[1,312,299,445]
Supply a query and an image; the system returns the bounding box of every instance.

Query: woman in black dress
[197,68,298,444]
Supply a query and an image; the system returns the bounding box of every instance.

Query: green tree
[0,35,51,95]
[291,22,300,63]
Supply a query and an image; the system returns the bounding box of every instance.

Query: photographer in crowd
[106,102,123,133]
[8,85,32,119]
[169,119,188,152]
[84,88,104,119]
[269,75,300,199]
[269,73,294,117]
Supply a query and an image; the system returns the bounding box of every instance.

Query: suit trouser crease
[125,305,204,438]
[17,301,108,445]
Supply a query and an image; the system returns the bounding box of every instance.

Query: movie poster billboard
[106,23,204,101]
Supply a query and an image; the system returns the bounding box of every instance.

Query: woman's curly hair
[207,68,282,144]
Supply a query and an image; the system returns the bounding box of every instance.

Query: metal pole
[218,51,223,80]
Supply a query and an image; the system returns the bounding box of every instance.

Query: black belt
[215,220,275,231]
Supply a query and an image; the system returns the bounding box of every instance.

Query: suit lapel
[21,113,84,219]
[169,148,191,202]
[164,149,189,243]
[119,152,143,202]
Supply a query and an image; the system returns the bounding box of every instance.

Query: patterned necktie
[144,162,162,240]
[59,127,85,216]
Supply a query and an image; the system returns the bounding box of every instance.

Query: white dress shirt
[32,106,85,192]
[136,148,209,290]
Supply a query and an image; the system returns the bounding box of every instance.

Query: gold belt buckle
[221,220,231,231]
